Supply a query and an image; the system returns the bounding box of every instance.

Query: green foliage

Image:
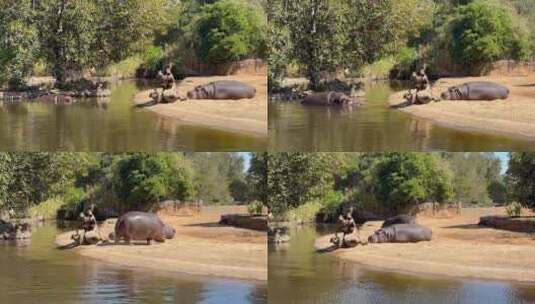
[507,152,535,209]
[197,0,267,65]
[488,180,508,205]
[247,152,268,205]
[505,201,522,217]
[112,153,194,211]
[373,153,453,213]
[247,200,263,215]
[27,197,63,219]
[0,0,39,88]
[105,55,144,79]
[267,153,335,216]
[284,200,323,223]
[446,0,532,74]
[441,153,502,205]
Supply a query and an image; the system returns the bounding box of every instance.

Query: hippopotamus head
[331,92,353,105]
[163,225,176,239]
[187,85,209,99]
[441,86,463,100]
[368,229,388,243]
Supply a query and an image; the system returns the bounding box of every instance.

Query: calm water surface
[0,223,266,304]
[0,80,266,151]
[268,226,535,304]
[269,82,535,151]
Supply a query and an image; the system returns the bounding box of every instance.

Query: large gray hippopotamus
[440,81,509,101]
[381,215,416,228]
[109,211,176,245]
[301,92,353,106]
[368,224,432,243]
[186,80,256,100]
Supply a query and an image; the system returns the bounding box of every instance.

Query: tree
[112,153,194,211]
[283,0,348,89]
[507,152,535,209]
[445,0,532,74]
[373,153,453,213]
[247,152,268,206]
[266,153,335,216]
[196,0,267,65]
[0,0,38,88]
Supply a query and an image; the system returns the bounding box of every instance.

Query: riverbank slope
[134,75,267,137]
[316,207,535,282]
[55,206,267,281]
[389,76,535,140]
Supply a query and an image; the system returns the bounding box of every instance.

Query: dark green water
[268,226,535,304]
[0,223,267,304]
[0,80,266,151]
[269,82,535,151]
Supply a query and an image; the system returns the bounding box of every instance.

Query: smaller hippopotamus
[187,80,256,100]
[109,211,176,245]
[440,81,509,101]
[368,224,432,243]
[301,92,353,106]
[381,215,416,228]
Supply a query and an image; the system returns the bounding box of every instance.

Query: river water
[0,223,266,304]
[269,82,535,151]
[268,226,535,304]
[0,80,266,151]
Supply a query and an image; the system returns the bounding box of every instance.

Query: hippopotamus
[109,211,176,245]
[440,81,509,101]
[368,224,432,243]
[381,215,416,228]
[187,80,256,100]
[301,92,353,106]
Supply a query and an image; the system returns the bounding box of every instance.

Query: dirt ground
[316,207,535,282]
[55,206,267,281]
[134,75,267,137]
[389,76,535,140]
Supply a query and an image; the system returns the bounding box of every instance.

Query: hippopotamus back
[187,80,256,100]
[442,81,509,100]
[113,211,175,244]
[369,223,432,243]
[302,92,352,106]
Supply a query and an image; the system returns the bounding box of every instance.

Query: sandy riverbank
[134,75,267,137]
[55,206,267,281]
[389,76,535,140]
[315,207,535,282]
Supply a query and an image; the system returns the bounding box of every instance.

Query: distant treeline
[0,0,267,89]
[0,152,263,219]
[268,0,535,90]
[259,152,535,222]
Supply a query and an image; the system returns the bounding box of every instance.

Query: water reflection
[0,80,266,151]
[0,223,266,304]
[268,225,535,304]
[269,82,535,151]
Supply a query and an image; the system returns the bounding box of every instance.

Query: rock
[83,230,101,245]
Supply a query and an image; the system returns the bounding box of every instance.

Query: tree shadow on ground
[135,100,158,108]
[184,222,223,228]
[390,100,413,109]
[442,224,484,229]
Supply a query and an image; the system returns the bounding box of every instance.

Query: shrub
[505,201,523,217]
[285,200,323,223]
[28,197,63,220]
[247,201,263,215]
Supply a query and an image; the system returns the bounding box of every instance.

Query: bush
[285,200,323,223]
[446,0,533,75]
[247,201,263,215]
[505,201,523,217]
[360,56,396,79]
[28,197,63,219]
[197,0,266,65]
[105,55,144,79]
